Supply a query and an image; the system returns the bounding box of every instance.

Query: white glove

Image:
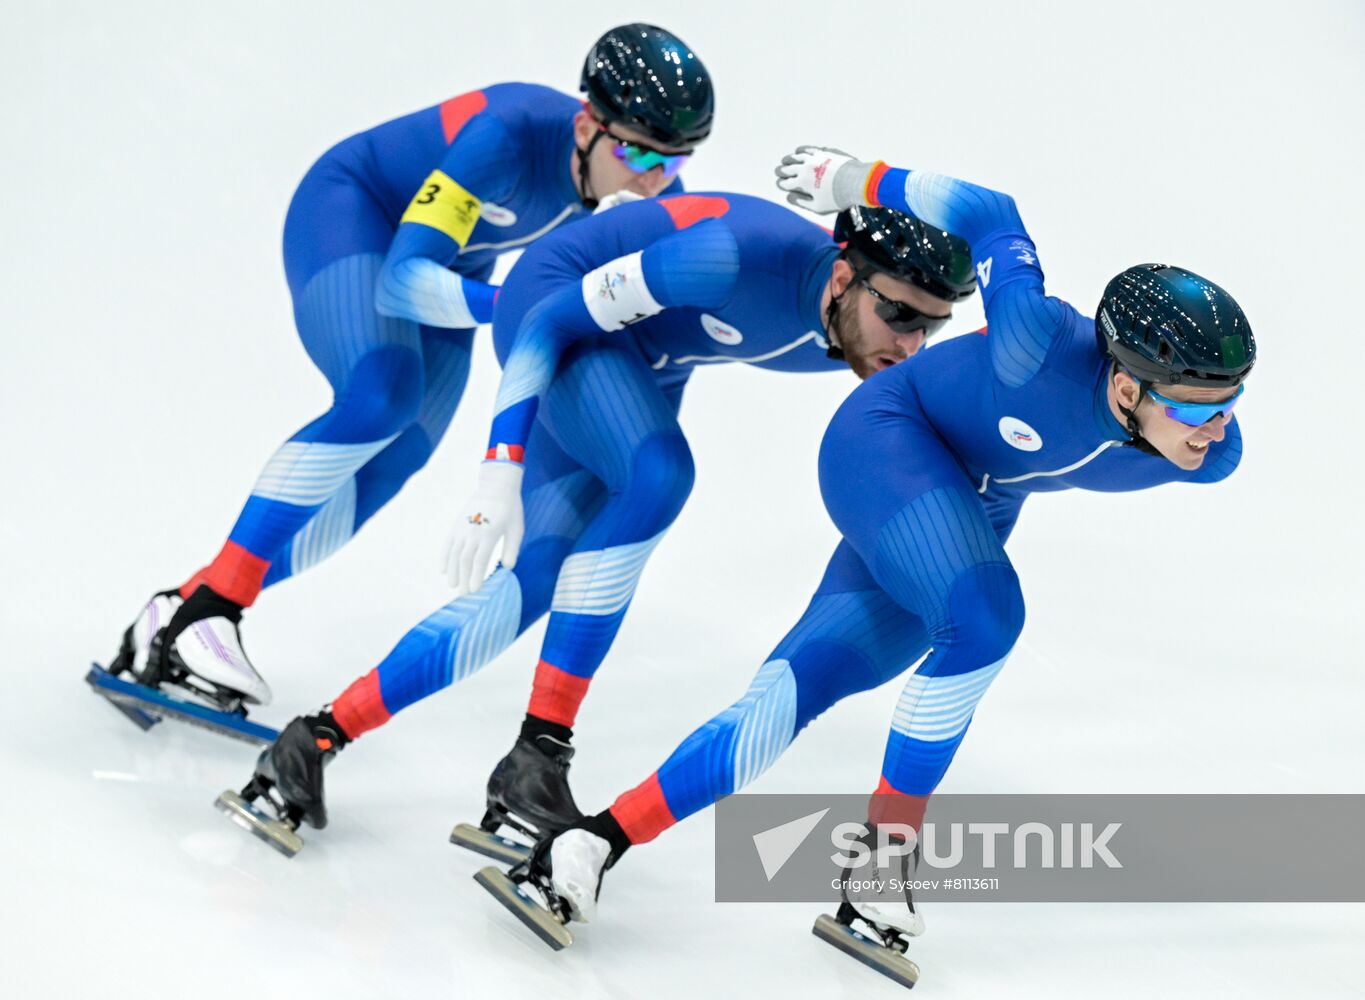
[774,145,877,214]
[593,189,647,214]
[444,461,525,594]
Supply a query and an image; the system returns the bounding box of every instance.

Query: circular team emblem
[701,313,743,346]
[479,203,518,227]
[998,416,1043,452]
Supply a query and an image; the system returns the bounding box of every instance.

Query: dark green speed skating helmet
[1097,264,1255,387]
[835,205,976,302]
[581,24,714,150]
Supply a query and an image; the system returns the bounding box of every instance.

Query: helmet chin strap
[823,291,847,361]
[1113,362,1162,456]
[575,130,606,210]
[823,258,876,363]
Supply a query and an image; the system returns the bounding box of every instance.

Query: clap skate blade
[450,807,537,864]
[474,866,573,951]
[86,665,160,730]
[813,913,919,990]
[215,789,304,858]
[97,631,161,729]
[86,663,278,746]
[450,822,533,865]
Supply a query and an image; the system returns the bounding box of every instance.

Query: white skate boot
[144,585,272,709]
[109,591,183,679]
[549,827,612,923]
[89,586,278,744]
[846,842,926,939]
[813,826,923,989]
[474,817,622,951]
[161,615,273,707]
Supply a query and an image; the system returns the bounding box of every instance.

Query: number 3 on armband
[401,170,481,247]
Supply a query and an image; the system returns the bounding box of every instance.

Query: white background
[3,1,1363,996]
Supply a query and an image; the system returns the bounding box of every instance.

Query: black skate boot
[474,811,632,952]
[813,825,923,989]
[215,712,348,857]
[450,723,584,865]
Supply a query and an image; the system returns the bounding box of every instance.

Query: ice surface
[3,1,1363,996]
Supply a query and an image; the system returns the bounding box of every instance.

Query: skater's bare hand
[446,461,525,594]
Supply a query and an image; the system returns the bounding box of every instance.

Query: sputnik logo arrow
[752,807,831,881]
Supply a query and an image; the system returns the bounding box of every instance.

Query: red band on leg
[178,571,208,601]
[610,774,676,845]
[868,774,930,832]
[182,541,270,607]
[526,660,592,728]
[330,669,391,740]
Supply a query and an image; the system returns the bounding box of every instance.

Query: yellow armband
[400,170,481,247]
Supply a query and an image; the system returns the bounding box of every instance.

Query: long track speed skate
[813,826,923,989]
[90,590,278,745]
[474,820,621,952]
[215,716,339,857]
[450,734,583,865]
[216,786,305,858]
[450,818,537,867]
[87,663,279,745]
[812,902,920,989]
[474,858,575,951]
